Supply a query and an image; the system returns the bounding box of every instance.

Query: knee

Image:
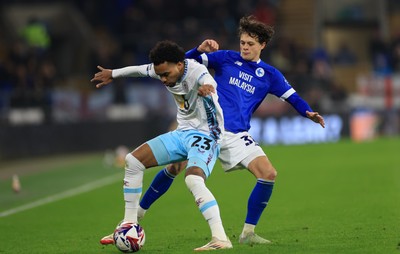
[262,163,277,180]
[257,165,277,180]
[185,164,206,180]
[125,153,145,171]
[184,174,203,189]
[266,167,277,181]
[249,158,277,180]
[166,161,186,176]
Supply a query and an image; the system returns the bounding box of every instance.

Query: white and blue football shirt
[112,59,224,140]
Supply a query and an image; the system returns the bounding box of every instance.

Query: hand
[198,84,215,97]
[198,39,219,53]
[306,111,325,128]
[90,65,113,88]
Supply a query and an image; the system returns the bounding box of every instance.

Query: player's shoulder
[186,58,208,71]
[186,58,202,66]
[257,59,275,71]
[217,50,238,56]
[207,49,238,60]
[257,60,284,78]
[218,50,240,59]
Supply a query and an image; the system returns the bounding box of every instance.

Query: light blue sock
[139,168,175,209]
[245,179,274,225]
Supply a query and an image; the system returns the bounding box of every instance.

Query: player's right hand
[198,39,219,53]
[90,65,113,88]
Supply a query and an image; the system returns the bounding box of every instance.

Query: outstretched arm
[285,92,325,128]
[90,64,155,89]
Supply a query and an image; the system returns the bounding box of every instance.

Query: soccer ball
[113,222,145,253]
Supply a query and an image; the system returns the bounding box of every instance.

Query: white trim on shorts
[219,131,266,172]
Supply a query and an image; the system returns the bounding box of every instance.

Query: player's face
[154,61,184,87]
[239,33,266,62]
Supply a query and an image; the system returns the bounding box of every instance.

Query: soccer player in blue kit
[99,16,325,246]
[92,40,233,251]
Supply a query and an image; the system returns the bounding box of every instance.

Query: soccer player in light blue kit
[91,40,232,251]
[99,16,325,246]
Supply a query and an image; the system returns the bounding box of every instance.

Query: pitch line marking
[0,173,122,218]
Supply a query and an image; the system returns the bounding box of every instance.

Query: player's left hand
[306,111,325,128]
[198,84,215,96]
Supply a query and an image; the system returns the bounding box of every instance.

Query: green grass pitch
[0,137,399,254]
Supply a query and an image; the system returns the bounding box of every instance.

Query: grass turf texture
[0,137,399,253]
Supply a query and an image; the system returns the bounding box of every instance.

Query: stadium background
[0,0,399,158]
[0,1,399,253]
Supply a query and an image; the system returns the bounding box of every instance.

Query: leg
[185,163,231,250]
[100,143,158,245]
[240,155,276,244]
[123,143,158,222]
[138,161,187,219]
[137,132,192,218]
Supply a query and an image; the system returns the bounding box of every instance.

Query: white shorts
[219,131,266,171]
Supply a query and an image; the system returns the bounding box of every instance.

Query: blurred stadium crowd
[0,0,399,126]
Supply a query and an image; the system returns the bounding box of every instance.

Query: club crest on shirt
[255,67,264,77]
[182,81,188,92]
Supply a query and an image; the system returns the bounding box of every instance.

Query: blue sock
[139,168,175,209]
[245,179,274,225]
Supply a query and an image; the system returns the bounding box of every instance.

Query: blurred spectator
[333,42,357,65]
[372,52,392,76]
[5,33,55,122]
[91,26,120,69]
[336,4,365,21]
[310,46,332,83]
[20,17,51,56]
[252,0,278,26]
[286,58,312,97]
[308,46,333,112]
[268,37,297,75]
[369,30,392,75]
[2,0,386,125]
[390,32,400,73]
[369,30,388,59]
[328,81,348,103]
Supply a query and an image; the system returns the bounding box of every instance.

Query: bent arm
[186,39,219,63]
[185,47,203,62]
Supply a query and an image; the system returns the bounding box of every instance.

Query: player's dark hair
[238,15,275,46]
[149,40,185,65]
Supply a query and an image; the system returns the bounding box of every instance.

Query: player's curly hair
[238,15,275,46]
[149,40,185,65]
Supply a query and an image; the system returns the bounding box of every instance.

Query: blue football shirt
[186,49,312,133]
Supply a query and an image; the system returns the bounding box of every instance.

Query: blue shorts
[146,130,220,178]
